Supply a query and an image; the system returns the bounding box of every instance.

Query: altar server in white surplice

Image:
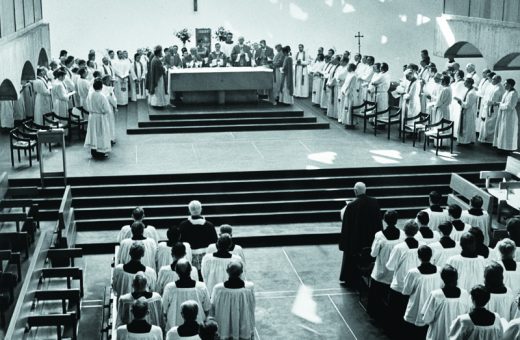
[293,44,310,98]
[450,71,466,137]
[113,243,157,296]
[201,234,244,297]
[476,69,492,129]
[162,259,210,330]
[496,239,520,295]
[338,63,358,125]
[461,195,491,246]
[52,69,70,119]
[449,204,471,242]
[112,52,131,106]
[448,285,506,340]
[117,272,163,328]
[484,262,517,321]
[100,76,117,144]
[401,69,421,128]
[368,62,391,112]
[421,265,471,340]
[310,54,325,104]
[327,57,349,119]
[84,78,112,158]
[118,222,158,270]
[210,261,255,340]
[446,233,486,292]
[132,53,147,100]
[493,79,519,151]
[206,225,245,264]
[116,299,163,340]
[165,300,203,340]
[455,78,477,145]
[33,67,53,125]
[479,74,504,143]
[319,56,337,109]
[118,207,159,244]
[63,57,77,110]
[367,210,405,321]
[430,222,461,267]
[432,75,452,124]
[76,68,91,111]
[157,243,198,295]
[503,298,520,340]
[421,191,450,232]
[402,246,443,338]
[415,211,441,245]
[157,226,192,269]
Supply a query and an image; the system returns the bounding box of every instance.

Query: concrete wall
[43,0,444,72]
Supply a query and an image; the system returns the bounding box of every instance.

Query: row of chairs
[350,101,455,156]
[8,109,88,167]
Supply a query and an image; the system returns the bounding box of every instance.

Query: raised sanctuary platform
[169,67,273,104]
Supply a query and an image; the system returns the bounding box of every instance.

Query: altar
[169,67,273,104]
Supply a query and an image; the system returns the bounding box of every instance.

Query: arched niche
[494,53,520,71]
[37,48,49,67]
[444,41,483,58]
[0,79,18,100]
[21,61,36,82]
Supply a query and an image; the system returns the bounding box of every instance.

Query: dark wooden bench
[41,267,84,298]
[48,248,83,268]
[34,288,81,319]
[55,186,76,249]
[0,250,22,281]
[27,312,78,340]
[0,231,30,259]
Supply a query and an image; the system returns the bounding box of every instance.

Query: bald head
[227,260,244,279]
[132,272,148,292]
[354,182,366,196]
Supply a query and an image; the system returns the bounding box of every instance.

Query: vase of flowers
[214,26,229,42]
[175,28,192,47]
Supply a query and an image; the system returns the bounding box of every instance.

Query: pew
[448,173,495,242]
[41,267,84,298]
[48,248,83,268]
[0,172,40,236]
[55,186,76,249]
[0,231,30,259]
[0,250,22,281]
[34,289,81,319]
[109,246,120,340]
[27,313,78,340]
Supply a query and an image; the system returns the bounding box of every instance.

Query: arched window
[0,79,18,100]
[37,48,49,67]
[444,41,483,59]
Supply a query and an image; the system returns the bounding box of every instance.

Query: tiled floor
[79,245,389,340]
[0,99,506,178]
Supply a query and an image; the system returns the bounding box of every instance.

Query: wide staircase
[126,100,330,134]
[6,162,504,254]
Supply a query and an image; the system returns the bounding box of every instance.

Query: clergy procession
[340,184,520,340]
[111,203,253,340]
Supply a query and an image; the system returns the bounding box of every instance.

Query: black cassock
[339,194,382,285]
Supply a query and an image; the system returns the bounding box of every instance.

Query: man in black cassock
[339,182,382,287]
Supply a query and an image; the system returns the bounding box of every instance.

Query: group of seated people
[112,202,254,340]
[367,191,520,339]
[307,48,518,152]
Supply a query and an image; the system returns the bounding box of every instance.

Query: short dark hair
[132,207,145,220]
[131,221,145,236]
[59,50,68,57]
[92,78,103,91]
[470,195,483,209]
[468,226,484,245]
[506,78,516,87]
[77,67,88,77]
[456,70,465,79]
[460,232,476,251]
[484,262,504,290]
[172,242,187,259]
[65,56,75,66]
[129,242,145,260]
[93,71,102,78]
[416,211,429,226]
[506,217,520,242]
[448,204,462,219]
[404,220,419,237]
[418,245,432,262]
[429,191,442,205]
[154,45,162,57]
[384,210,398,226]
[465,77,475,86]
[166,226,181,245]
[381,62,389,72]
[199,317,219,340]
[441,264,458,285]
[132,299,149,319]
[470,285,490,307]
[438,221,453,236]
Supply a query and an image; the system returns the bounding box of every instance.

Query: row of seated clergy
[368,216,520,339]
[421,191,491,246]
[116,260,255,340]
[114,232,246,297]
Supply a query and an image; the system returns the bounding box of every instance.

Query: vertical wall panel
[23,0,34,26]
[444,0,470,16]
[14,0,25,31]
[0,0,16,36]
[504,0,520,23]
[34,0,42,21]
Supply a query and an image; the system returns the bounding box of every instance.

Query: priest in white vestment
[113,243,157,296]
[118,222,158,270]
[338,63,358,125]
[84,78,112,158]
[112,53,131,106]
[117,272,163,328]
[157,243,198,295]
[76,68,91,111]
[319,57,336,109]
[51,69,71,119]
[100,76,117,144]
[210,261,255,340]
[455,78,477,144]
[401,70,421,128]
[357,56,375,104]
[327,57,348,119]
[493,79,519,151]
[368,62,391,112]
[162,260,210,330]
[101,57,115,79]
[450,71,466,137]
[479,75,504,143]
[310,54,325,104]
[33,67,53,125]
[432,75,452,124]
[116,298,163,340]
[420,265,472,340]
[293,44,310,98]
[118,207,159,244]
[476,70,492,132]
[132,53,147,100]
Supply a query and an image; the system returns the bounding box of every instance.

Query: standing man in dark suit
[255,40,274,67]
[339,182,382,287]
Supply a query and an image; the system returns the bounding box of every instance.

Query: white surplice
[370,230,405,284]
[156,242,193,269]
[112,264,157,296]
[156,264,199,295]
[162,281,211,330]
[338,72,358,125]
[117,292,163,328]
[420,208,450,232]
[118,238,158,270]
[402,267,443,326]
[117,225,160,244]
[449,313,506,340]
[201,254,244,297]
[478,84,504,143]
[117,325,163,340]
[386,241,424,293]
[487,287,517,321]
[457,89,477,144]
[446,255,486,291]
[33,77,53,124]
[429,241,462,267]
[293,50,310,98]
[83,90,112,153]
[460,210,491,246]
[493,90,519,151]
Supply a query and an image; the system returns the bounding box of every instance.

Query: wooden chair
[372,107,391,136]
[423,118,454,156]
[402,112,430,147]
[43,112,71,142]
[375,106,402,140]
[22,120,53,152]
[68,109,88,139]
[351,101,377,133]
[9,128,38,167]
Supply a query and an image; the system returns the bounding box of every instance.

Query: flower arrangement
[214,26,229,41]
[175,28,192,44]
